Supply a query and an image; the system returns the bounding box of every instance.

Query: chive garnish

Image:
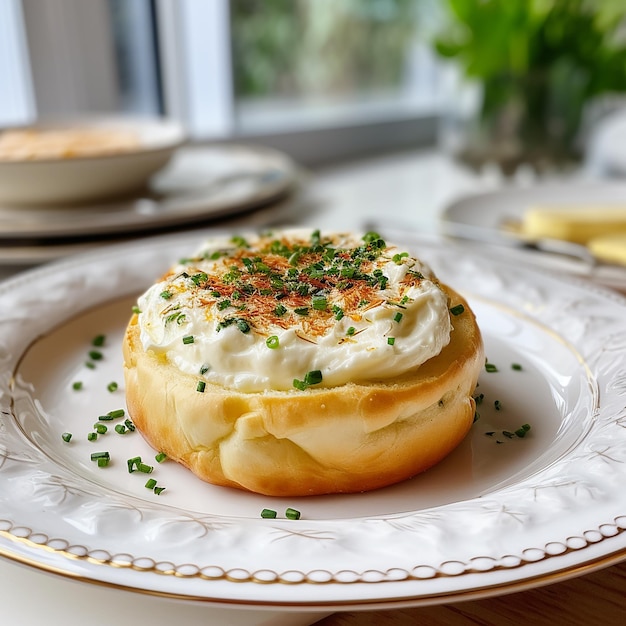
[87,432,98,441]
[285,508,301,520]
[346,326,356,336]
[132,306,141,314]
[114,424,126,434]
[155,452,167,463]
[266,335,280,349]
[293,367,324,390]
[92,335,105,347]
[494,400,502,411]
[108,409,125,419]
[72,381,83,391]
[160,290,173,300]
[107,381,118,392]
[61,432,72,443]
[138,463,153,474]
[196,380,206,393]
[485,362,498,373]
[89,350,103,361]
[393,312,403,323]
[97,457,110,468]
[261,509,277,519]
[94,423,107,434]
[182,335,195,344]
[512,363,523,371]
[90,451,110,461]
[387,337,395,345]
[450,304,465,316]
[145,478,157,490]
[154,486,166,495]
[127,456,141,473]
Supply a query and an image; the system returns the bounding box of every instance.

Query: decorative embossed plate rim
[1,227,626,609]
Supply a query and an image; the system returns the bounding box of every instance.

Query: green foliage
[435,0,626,162]
[230,0,421,99]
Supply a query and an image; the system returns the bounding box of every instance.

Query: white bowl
[0,116,186,205]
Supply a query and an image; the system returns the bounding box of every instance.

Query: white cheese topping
[137,229,452,392]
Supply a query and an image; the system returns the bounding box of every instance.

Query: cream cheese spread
[136,229,452,392]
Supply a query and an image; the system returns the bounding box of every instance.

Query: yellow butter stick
[522,207,626,244]
[588,233,626,266]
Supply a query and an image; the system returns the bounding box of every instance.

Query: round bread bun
[123,283,483,497]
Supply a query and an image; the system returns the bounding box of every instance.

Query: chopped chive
[160,290,172,300]
[87,432,98,441]
[200,363,210,375]
[312,296,328,311]
[274,304,287,316]
[127,456,141,473]
[138,463,153,474]
[85,361,96,369]
[474,393,484,404]
[393,312,403,323]
[182,335,195,344]
[285,508,301,520]
[502,430,515,439]
[196,380,206,393]
[485,362,498,373]
[494,400,502,411]
[88,350,103,361]
[132,305,141,314]
[107,409,125,419]
[92,334,105,347]
[450,304,465,316]
[294,307,309,316]
[155,452,167,463]
[72,381,83,391]
[61,432,72,443]
[94,423,108,434]
[114,424,126,434]
[124,419,135,431]
[304,370,322,385]
[154,486,166,495]
[90,451,110,461]
[261,508,277,519]
[511,363,523,371]
[97,457,110,468]
[145,478,157,489]
[387,337,395,346]
[346,326,356,336]
[266,335,280,349]
[98,414,115,421]
[515,423,531,438]
[293,378,308,391]
[236,319,251,333]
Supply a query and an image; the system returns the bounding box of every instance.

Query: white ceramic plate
[441,181,626,291]
[0,116,185,205]
[1,229,626,611]
[0,144,297,241]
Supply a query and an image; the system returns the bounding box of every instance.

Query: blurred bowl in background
[0,116,185,205]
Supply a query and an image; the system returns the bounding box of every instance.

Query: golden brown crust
[123,285,484,496]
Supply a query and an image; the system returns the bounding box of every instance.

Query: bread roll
[123,230,484,496]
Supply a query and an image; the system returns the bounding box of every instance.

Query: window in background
[6,0,443,165]
[230,0,442,133]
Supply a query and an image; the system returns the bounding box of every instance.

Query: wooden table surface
[314,559,626,625]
